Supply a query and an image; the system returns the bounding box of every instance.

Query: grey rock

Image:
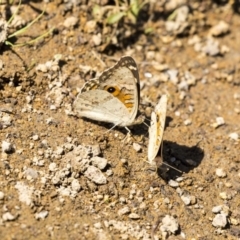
[212,213,228,228]
[160,215,179,234]
[212,205,222,213]
[118,207,130,216]
[91,156,108,170]
[84,166,107,185]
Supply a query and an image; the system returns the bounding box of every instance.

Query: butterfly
[148,94,168,165]
[73,56,143,131]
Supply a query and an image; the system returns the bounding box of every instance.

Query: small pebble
[0,191,5,200]
[92,33,102,46]
[181,194,191,205]
[49,163,58,172]
[91,156,108,170]
[168,180,179,188]
[118,207,130,216]
[219,192,230,200]
[24,168,38,179]
[212,213,228,228]
[228,132,239,141]
[90,145,101,157]
[71,179,81,192]
[93,222,102,229]
[2,212,16,221]
[216,168,227,178]
[224,182,232,188]
[129,213,140,219]
[105,169,113,176]
[119,197,126,204]
[32,135,39,141]
[133,143,142,152]
[2,141,14,153]
[54,147,64,155]
[211,117,225,128]
[184,119,192,126]
[35,210,49,220]
[209,21,229,37]
[144,72,152,78]
[212,205,222,213]
[160,215,179,234]
[230,217,239,226]
[63,16,78,28]
[84,166,107,185]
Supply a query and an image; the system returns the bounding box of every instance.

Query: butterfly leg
[103,123,119,134]
[121,128,133,143]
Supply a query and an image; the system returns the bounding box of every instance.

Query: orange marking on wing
[104,85,134,111]
[124,102,134,108]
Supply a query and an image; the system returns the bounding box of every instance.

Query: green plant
[1,0,53,48]
[93,0,148,25]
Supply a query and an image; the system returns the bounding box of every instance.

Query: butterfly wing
[148,94,168,164]
[74,56,140,126]
[74,89,133,125]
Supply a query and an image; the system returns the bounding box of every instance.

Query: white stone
[184,118,192,126]
[209,21,229,37]
[118,207,130,216]
[71,179,81,192]
[129,213,140,219]
[92,33,102,46]
[93,222,102,229]
[212,213,228,228]
[91,156,108,170]
[84,166,107,185]
[32,135,39,141]
[133,143,142,152]
[35,210,49,220]
[212,205,222,213]
[228,132,239,141]
[216,168,227,178]
[160,215,179,234]
[63,16,78,28]
[2,212,16,221]
[24,168,38,179]
[49,162,58,172]
[219,192,231,200]
[0,191,4,200]
[212,116,225,128]
[2,141,14,153]
[55,146,64,155]
[181,194,191,205]
[1,114,12,128]
[168,180,179,188]
[15,182,34,206]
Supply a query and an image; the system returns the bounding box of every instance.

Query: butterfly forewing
[148,95,168,165]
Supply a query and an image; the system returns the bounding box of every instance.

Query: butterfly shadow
[156,140,204,181]
[79,117,148,137]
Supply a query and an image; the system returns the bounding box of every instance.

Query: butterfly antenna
[162,162,183,173]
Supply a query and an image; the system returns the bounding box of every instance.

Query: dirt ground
[0,0,240,239]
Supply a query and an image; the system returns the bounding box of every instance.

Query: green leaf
[144,27,154,34]
[107,11,126,24]
[92,4,102,19]
[130,0,140,16]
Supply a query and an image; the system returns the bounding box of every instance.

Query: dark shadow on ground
[156,140,204,180]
